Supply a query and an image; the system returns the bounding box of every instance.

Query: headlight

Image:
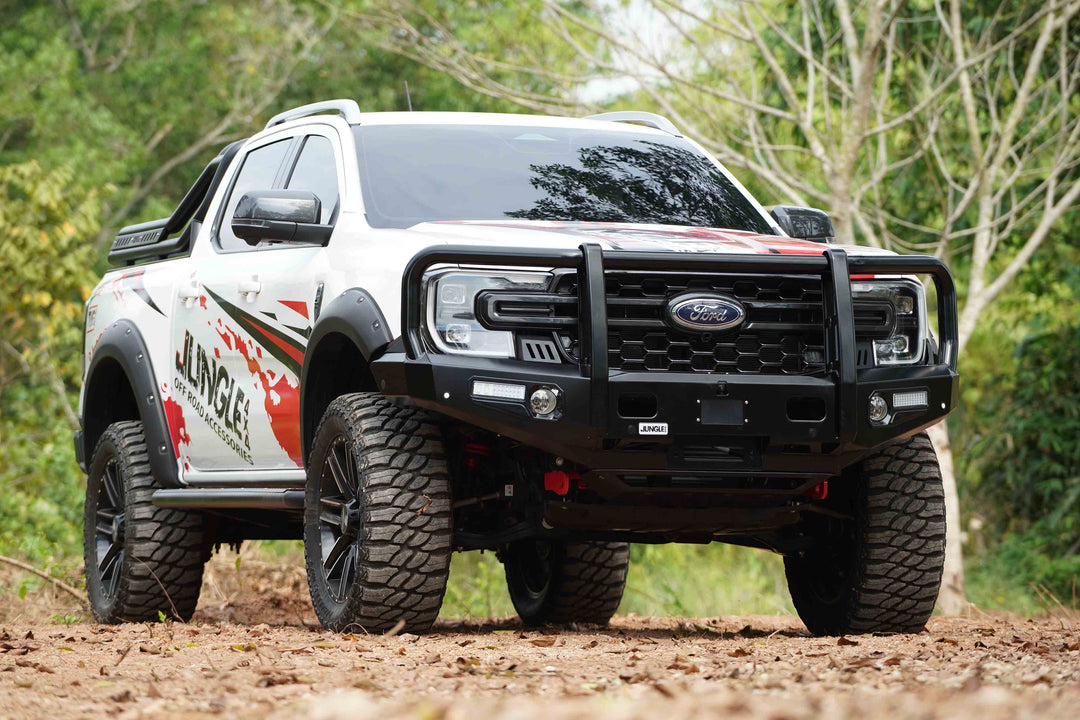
[424,269,551,357]
[852,279,927,366]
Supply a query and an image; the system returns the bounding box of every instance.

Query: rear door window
[285,135,340,224]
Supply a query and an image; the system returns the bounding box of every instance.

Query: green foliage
[441,551,516,619]
[0,161,101,562]
[963,321,1080,601]
[622,544,792,617]
[439,544,792,619]
[50,614,81,626]
[957,244,1080,605]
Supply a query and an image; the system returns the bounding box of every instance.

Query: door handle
[178,284,200,306]
[238,276,261,302]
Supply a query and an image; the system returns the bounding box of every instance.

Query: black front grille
[553,271,827,376]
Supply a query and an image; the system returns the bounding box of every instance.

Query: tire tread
[786,431,946,635]
[305,394,451,633]
[84,421,205,623]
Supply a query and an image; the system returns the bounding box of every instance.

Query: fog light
[892,389,928,409]
[529,387,558,416]
[868,394,889,422]
[472,380,526,401]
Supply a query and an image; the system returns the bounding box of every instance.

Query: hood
[406,219,894,258]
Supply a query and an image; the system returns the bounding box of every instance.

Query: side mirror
[769,205,834,243]
[231,190,333,246]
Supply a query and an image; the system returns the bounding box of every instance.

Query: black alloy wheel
[316,436,362,603]
[92,458,127,602]
[507,540,554,604]
[303,393,452,633]
[83,421,207,623]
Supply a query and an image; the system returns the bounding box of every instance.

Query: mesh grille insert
[554,271,828,376]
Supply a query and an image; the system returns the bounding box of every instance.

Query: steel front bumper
[372,243,959,478]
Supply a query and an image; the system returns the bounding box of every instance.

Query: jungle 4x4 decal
[173,329,253,463]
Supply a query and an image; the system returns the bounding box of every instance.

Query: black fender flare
[82,319,180,488]
[299,288,393,460]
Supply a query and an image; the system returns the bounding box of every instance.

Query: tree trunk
[927,420,967,615]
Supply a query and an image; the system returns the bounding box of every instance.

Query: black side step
[152,489,304,510]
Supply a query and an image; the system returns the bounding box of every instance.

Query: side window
[217,138,291,251]
[286,135,339,224]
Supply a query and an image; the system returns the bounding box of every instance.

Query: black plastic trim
[81,320,179,487]
[769,205,835,242]
[300,288,393,459]
[73,430,85,472]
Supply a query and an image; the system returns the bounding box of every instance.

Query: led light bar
[892,390,929,409]
[472,380,527,401]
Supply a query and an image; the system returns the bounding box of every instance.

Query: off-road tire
[785,431,946,635]
[83,421,206,623]
[304,393,452,633]
[504,540,629,626]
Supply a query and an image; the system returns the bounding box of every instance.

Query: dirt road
[2,612,1078,718]
[1,558,1078,719]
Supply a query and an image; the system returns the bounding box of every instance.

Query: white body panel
[81,111,900,481]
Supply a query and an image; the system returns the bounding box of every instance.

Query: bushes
[0,161,100,563]
[963,317,1080,604]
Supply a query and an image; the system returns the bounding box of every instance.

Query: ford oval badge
[667,294,746,332]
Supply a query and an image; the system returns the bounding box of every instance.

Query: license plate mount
[700,398,744,426]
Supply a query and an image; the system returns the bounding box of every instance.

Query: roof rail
[265,99,361,129]
[584,111,681,136]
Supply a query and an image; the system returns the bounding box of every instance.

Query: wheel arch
[81,319,180,487]
[300,288,393,464]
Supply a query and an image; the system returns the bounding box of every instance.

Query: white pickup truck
[78,99,959,635]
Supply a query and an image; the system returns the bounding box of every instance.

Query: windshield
[353,124,775,234]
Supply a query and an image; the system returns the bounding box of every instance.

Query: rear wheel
[83,421,206,622]
[504,539,629,626]
[304,393,452,633]
[785,431,946,635]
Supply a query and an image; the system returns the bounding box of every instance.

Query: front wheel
[304,393,452,633]
[83,421,206,622]
[504,540,629,626]
[785,431,946,635]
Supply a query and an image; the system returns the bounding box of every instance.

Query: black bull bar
[397,243,957,449]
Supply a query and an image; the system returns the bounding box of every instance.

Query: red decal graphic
[162,393,190,457]
[279,300,309,319]
[225,327,302,466]
[432,220,839,256]
[214,347,221,359]
[199,295,208,309]
[215,322,234,350]
[238,316,305,366]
